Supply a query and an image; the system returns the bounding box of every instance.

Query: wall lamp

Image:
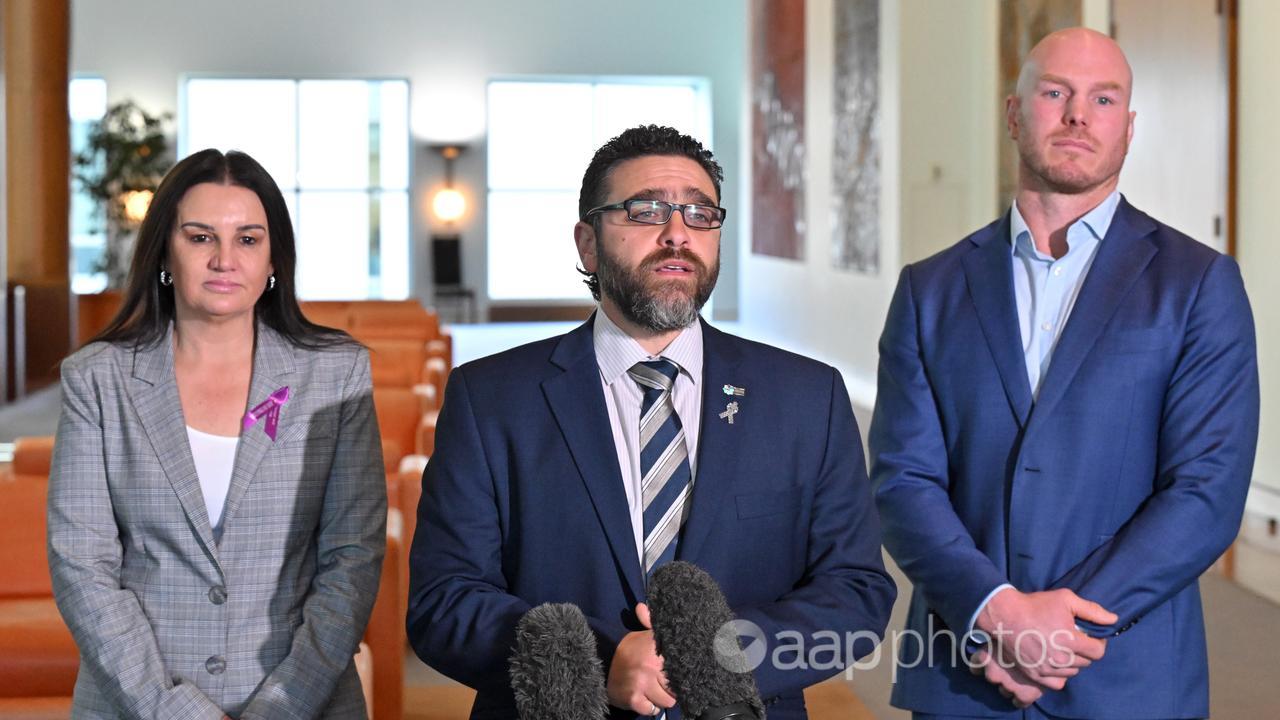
[430,144,467,223]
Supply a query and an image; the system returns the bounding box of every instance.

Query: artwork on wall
[751,0,806,260]
[998,0,1082,207]
[831,0,880,273]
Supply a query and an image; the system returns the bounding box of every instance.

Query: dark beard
[596,244,719,332]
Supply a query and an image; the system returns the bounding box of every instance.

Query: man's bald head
[1007,27,1136,197]
[1015,27,1133,102]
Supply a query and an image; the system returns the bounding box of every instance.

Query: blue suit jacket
[870,198,1259,719]
[407,317,896,720]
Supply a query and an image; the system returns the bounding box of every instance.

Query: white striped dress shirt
[592,308,704,565]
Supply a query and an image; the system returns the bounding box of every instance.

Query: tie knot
[628,358,680,391]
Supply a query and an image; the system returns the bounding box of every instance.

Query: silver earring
[267,275,276,291]
[159,269,173,287]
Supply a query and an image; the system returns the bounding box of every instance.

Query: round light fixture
[432,187,466,223]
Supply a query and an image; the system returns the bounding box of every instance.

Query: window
[69,77,108,294]
[181,78,410,300]
[486,79,711,301]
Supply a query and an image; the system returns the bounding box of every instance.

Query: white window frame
[485,76,713,304]
[178,76,412,300]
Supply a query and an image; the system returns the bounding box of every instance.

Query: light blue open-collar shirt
[967,189,1121,639]
[1010,189,1121,399]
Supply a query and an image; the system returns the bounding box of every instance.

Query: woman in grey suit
[48,149,386,719]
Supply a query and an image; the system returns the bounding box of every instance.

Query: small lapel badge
[722,384,746,397]
[719,401,740,425]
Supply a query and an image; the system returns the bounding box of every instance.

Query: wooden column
[4,0,71,397]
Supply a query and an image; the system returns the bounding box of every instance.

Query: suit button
[208,585,227,605]
[206,655,226,675]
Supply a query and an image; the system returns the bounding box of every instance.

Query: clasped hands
[608,603,677,716]
[971,587,1118,709]
[606,590,1118,713]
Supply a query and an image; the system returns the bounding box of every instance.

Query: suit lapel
[542,317,645,603]
[219,323,298,534]
[678,320,745,564]
[1026,200,1157,429]
[128,325,219,564]
[962,214,1034,427]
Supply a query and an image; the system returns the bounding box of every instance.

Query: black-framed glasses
[584,199,728,229]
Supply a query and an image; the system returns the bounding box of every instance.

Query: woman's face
[166,182,274,322]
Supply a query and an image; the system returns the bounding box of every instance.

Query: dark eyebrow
[178,222,266,233]
[628,187,718,206]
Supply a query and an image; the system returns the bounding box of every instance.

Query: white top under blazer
[185,425,238,534]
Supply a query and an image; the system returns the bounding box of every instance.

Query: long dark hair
[89,148,353,350]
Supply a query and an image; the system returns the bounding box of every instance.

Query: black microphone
[648,562,766,720]
[509,602,609,720]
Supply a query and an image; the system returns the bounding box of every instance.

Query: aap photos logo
[714,619,767,673]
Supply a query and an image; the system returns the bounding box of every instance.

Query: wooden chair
[374,387,433,458]
[0,441,80,708]
[350,300,439,344]
[363,515,404,720]
[299,300,354,333]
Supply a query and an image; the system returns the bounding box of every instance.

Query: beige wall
[898,0,998,266]
[1081,0,1112,33]
[738,0,999,405]
[737,0,891,406]
[1238,0,1280,517]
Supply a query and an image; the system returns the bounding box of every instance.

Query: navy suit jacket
[870,198,1259,719]
[407,316,896,720]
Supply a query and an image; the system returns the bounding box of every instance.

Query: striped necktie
[628,359,694,580]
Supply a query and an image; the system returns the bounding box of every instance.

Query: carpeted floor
[402,678,873,720]
[1202,570,1280,719]
[0,385,61,443]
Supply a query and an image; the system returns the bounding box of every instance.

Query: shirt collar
[593,306,704,387]
[1010,189,1122,256]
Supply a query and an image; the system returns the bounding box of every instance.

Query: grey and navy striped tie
[628,358,694,581]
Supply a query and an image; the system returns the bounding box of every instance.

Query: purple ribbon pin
[242,386,290,441]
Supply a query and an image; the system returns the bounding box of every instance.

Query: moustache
[640,248,709,274]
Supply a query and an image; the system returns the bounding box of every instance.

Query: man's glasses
[584,199,728,230]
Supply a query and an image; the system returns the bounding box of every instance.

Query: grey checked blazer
[47,322,386,720]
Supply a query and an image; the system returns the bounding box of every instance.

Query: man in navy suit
[407,125,896,719]
[871,28,1259,720]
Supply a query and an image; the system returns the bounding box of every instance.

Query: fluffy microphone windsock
[648,561,766,720]
[509,603,610,720]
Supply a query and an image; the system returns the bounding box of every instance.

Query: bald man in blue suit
[871,28,1259,720]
